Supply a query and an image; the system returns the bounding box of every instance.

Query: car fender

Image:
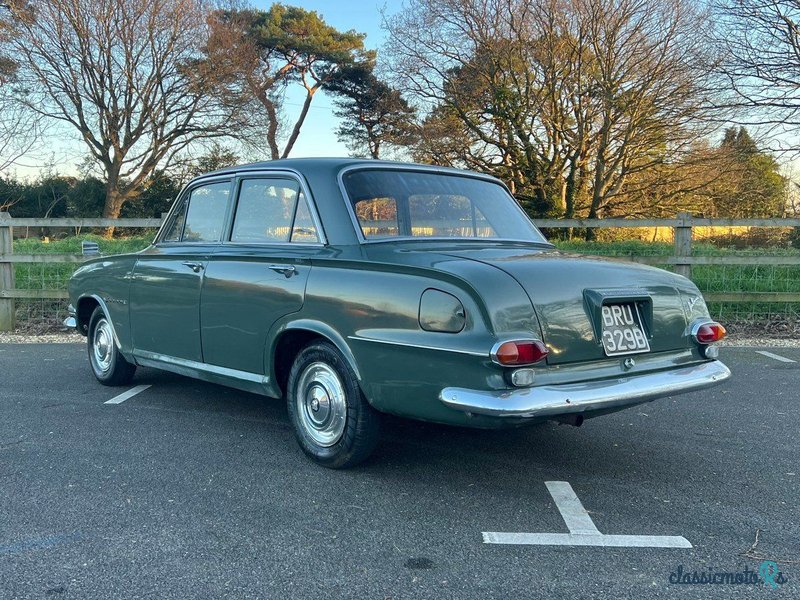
[265,316,363,398]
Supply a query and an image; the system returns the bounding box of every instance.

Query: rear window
[342,169,547,242]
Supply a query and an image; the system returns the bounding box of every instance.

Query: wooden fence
[2,211,800,331]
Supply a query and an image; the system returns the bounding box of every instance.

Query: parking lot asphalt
[0,343,797,599]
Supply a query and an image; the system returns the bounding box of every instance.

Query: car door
[199,174,324,375]
[130,177,234,363]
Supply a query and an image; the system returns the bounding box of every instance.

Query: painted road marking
[482,481,692,548]
[104,384,151,405]
[544,481,601,535]
[0,533,83,556]
[482,532,692,548]
[755,351,796,364]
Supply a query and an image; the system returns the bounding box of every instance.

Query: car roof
[194,157,500,182]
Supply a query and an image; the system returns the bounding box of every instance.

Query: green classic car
[66,158,731,468]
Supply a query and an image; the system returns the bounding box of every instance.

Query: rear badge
[623,357,636,370]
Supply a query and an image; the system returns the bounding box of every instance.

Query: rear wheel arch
[270,321,363,398]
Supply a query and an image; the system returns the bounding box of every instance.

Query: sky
[11,0,392,180]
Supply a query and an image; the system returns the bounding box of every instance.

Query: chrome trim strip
[132,349,269,385]
[440,360,731,418]
[347,335,486,357]
[336,163,552,246]
[222,241,325,248]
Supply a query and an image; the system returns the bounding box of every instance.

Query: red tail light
[492,340,549,366]
[693,322,726,344]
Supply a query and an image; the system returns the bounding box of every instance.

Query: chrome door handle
[182,261,204,273]
[269,264,296,277]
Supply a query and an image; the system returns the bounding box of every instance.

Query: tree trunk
[281,90,315,159]
[102,178,125,238]
[263,98,281,160]
[562,163,582,241]
[586,122,610,241]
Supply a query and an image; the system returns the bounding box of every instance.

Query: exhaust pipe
[554,414,584,427]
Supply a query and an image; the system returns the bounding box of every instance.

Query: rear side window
[408,194,496,237]
[353,197,399,238]
[343,169,547,242]
[165,181,232,243]
[231,178,320,243]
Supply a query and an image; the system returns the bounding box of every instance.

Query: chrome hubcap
[92,318,114,373]
[296,362,347,447]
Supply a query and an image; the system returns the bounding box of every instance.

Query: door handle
[269,264,297,278]
[182,261,204,273]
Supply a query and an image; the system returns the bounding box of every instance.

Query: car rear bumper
[439,360,731,418]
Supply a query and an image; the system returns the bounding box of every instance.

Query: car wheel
[287,341,380,469]
[88,306,136,386]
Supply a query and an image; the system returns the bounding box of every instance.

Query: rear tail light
[491,339,549,366]
[692,321,726,344]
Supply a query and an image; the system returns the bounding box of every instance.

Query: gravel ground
[719,337,800,347]
[0,332,83,344]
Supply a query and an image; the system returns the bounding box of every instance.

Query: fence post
[673,211,693,280]
[0,212,15,331]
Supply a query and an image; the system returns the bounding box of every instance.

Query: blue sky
[13,1,392,179]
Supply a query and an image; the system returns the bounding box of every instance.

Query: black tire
[286,341,380,469]
[87,306,136,386]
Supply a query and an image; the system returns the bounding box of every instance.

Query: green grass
[553,240,800,321]
[552,240,800,292]
[9,236,800,323]
[554,239,800,257]
[13,234,153,255]
[12,235,152,291]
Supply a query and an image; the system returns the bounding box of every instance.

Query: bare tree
[5,0,248,228]
[0,2,41,172]
[386,0,722,225]
[714,0,800,151]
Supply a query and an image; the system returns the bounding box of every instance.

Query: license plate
[600,303,650,356]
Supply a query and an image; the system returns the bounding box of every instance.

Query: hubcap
[92,318,114,373]
[295,362,347,447]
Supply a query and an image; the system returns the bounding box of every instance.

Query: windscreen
[342,169,548,243]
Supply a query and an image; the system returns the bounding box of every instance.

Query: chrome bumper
[440,360,731,418]
[63,304,76,329]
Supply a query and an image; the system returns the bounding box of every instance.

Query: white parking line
[755,350,796,363]
[482,532,692,548]
[104,384,151,405]
[482,481,692,548]
[545,481,601,535]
